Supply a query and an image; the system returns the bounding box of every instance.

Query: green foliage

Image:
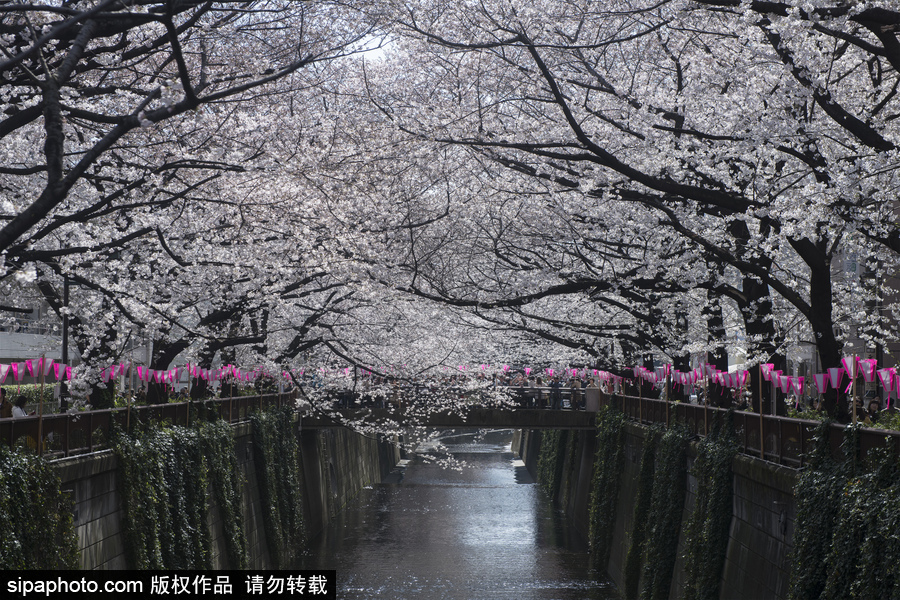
[116,430,163,569]
[2,384,57,409]
[872,410,900,432]
[588,406,626,569]
[537,429,569,500]
[250,407,305,569]
[114,417,248,570]
[0,445,78,569]
[788,406,829,422]
[789,420,900,600]
[640,424,690,600]
[850,473,900,600]
[562,431,581,507]
[224,384,263,398]
[115,425,211,569]
[821,440,900,600]
[788,419,845,600]
[201,420,249,570]
[682,411,739,600]
[623,426,661,600]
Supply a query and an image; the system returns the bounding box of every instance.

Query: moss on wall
[250,407,304,569]
[537,429,569,499]
[623,425,661,599]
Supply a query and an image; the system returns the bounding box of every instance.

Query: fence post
[760,415,766,461]
[759,365,765,460]
[638,383,642,424]
[65,414,70,457]
[665,373,670,428]
[778,419,784,464]
[703,376,709,437]
[799,422,805,468]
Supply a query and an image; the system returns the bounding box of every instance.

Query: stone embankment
[56,416,400,569]
[516,421,796,600]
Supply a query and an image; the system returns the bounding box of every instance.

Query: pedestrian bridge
[300,407,599,430]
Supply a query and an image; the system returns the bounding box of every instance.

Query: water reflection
[301,430,617,599]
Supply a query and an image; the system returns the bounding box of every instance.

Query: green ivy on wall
[821,446,899,600]
[250,407,305,569]
[115,415,248,570]
[201,420,249,570]
[0,445,78,569]
[562,430,581,508]
[682,411,739,600]
[788,420,900,600]
[623,425,661,600]
[116,426,210,569]
[537,429,569,500]
[788,419,849,600]
[588,406,626,569]
[640,424,690,600]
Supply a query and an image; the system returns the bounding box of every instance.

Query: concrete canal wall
[518,422,797,600]
[54,419,400,569]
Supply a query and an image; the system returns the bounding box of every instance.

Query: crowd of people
[497,373,605,409]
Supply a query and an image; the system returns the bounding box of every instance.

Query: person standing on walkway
[0,388,11,418]
[570,377,582,410]
[12,395,32,418]
[550,377,562,409]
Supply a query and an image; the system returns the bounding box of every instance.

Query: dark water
[300,430,618,600]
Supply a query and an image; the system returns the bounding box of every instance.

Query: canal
[301,430,617,599]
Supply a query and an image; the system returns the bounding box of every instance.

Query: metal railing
[5,385,897,466]
[0,392,296,458]
[0,316,55,335]
[605,393,900,468]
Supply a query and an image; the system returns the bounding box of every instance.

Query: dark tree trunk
[146,339,188,404]
[673,353,691,403]
[706,299,731,408]
[792,239,845,420]
[189,344,219,400]
[738,278,785,415]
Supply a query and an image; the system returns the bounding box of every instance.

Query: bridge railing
[7,384,896,466]
[605,393,900,468]
[0,392,296,458]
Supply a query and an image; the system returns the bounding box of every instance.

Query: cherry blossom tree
[3,0,899,426]
[0,0,390,400]
[354,0,900,416]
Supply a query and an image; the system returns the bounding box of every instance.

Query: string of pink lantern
[0,358,298,387]
[8,357,892,415]
[632,355,897,411]
[0,359,70,383]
